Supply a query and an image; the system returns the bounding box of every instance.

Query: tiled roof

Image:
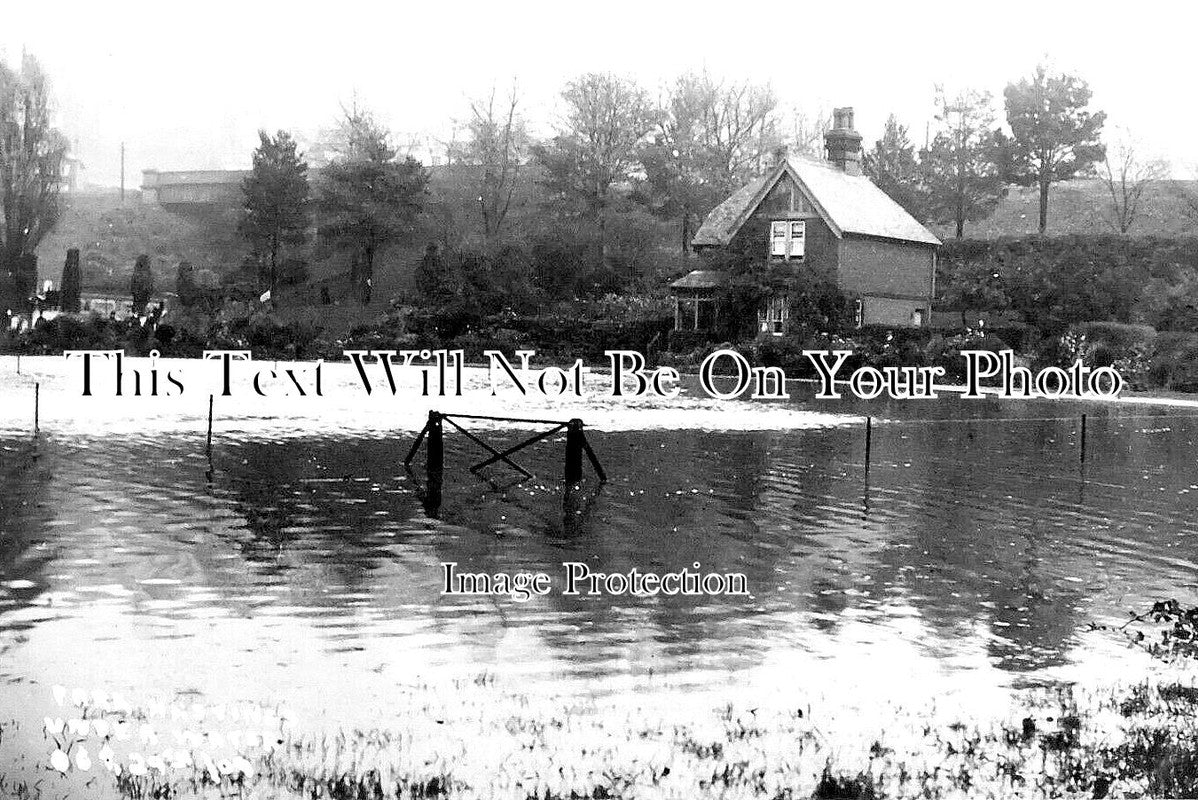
[690,175,771,247]
[669,270,728,290]
[691,155,941,247]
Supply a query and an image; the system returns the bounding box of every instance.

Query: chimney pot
[825,106,863,175]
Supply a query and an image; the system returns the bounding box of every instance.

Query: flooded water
[2,355,1197,744]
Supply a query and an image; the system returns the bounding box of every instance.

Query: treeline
[218,63,1150,315]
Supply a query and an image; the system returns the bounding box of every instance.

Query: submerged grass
[12,674,1198,799]
[19,603,1198,798]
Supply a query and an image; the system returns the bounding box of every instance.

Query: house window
[911,308,924,327]
[769,220,805,260]
[758,294,789,336]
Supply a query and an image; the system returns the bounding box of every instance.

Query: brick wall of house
[724,175,837,273]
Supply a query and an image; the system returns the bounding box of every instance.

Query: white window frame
[770,221,788,257]
[769,220,806,260]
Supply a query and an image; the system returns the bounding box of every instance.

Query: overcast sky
[4,1,1194,187]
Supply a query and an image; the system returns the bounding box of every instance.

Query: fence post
[34,382,39,433]
[864,416,872,471]
[1080,413,1087,464]
[565,419,584,484]
[206,394,214,457]
[427,410,444,485]
[424,411,444,513]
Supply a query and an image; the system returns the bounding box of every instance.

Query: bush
[1149,332,1198,391]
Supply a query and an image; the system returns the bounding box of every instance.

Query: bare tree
[688,72,778,184]
[641,70,778,224]
[778,105,831,160]
[534,73,655,266]
[461,84,528,246]
[1100,130,1168,234]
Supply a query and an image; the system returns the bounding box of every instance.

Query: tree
[131,254,154,316]
[777,106,831,160]
[457,85,528,246]
[534,73,654,269]
[0,54,68,304]
[240,130,310,299]
[317,105,428,305]
[413,242,459,302]
[920,89,1007,238]
[60,248,81,312]
[640,71,778,231]
[1099,130,1168,234]
[1003,65,1106,234]
[862,114,928,220]
[175,260,200,308]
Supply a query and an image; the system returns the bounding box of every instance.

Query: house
[674,107,940,336]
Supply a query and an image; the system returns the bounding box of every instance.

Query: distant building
[141,169,248,206]
[675,107,941,336]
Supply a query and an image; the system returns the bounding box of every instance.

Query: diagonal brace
[470,424,567,473]
[444,416,533,479]
[403,421,430,466]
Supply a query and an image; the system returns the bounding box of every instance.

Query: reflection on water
[3,362,1198,735]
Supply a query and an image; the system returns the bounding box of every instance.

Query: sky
[4,0,1195,188]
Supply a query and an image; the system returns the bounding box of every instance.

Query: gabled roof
[692,155,941,248]
[669,270,728,290]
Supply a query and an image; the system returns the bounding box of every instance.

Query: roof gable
[692,156,941,248]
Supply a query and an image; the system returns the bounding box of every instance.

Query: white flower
[166,749,191,769]
[113,720,132,741]
[226,730,242,748]
[99,744,116,771]
[74,746,92,771]
[127,753,147,777]
[71,687,88,707]
[146,754,167,772]
[92,718,110,738]
[205,730,225,748]
[49,748,70,773]
[230,756,253,777]
[241,731,260,748]
[67,718,89,737]
[44,717,63,735]
[217,758,233,776]
[138,724,157,746]
[200,752,221,780]
[51,685,67,707]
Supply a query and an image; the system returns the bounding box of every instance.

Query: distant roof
[670,270,728,290]
[692,155,941,248]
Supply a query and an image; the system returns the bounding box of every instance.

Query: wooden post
[565,419,584,484]
[34,382,39,432]
[16,354,21,374]
[1082,411,1092,462]
[426,411,443,511]
[206,394,214,456]
[864,416,872,471]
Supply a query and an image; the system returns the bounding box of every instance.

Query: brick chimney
[824,107,863,175]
